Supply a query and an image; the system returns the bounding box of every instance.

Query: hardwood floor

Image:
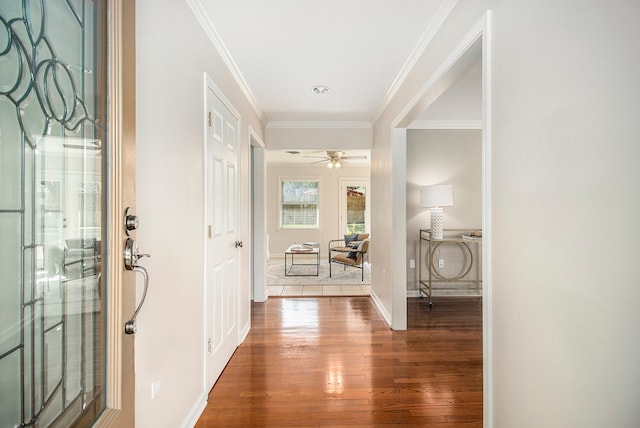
[195,297,482,427]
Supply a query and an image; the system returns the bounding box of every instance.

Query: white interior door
[205,82,240,390]
[339,179,370,235]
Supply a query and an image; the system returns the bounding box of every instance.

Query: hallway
[195,296,482,427]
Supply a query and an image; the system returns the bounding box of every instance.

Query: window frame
[278,177,320,230]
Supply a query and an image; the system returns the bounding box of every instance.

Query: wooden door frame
[249,129,267,303]
[95,0,136,425]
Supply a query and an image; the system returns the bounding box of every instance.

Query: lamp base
[430,207,444,239]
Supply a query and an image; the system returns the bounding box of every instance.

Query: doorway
[390,13,492,425]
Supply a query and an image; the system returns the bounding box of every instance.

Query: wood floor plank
[195,297,482,427]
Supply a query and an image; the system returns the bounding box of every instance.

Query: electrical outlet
[438,258,444,268]
[409,259,415,269]
[151,380,161,399]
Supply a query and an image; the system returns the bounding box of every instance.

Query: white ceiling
[197,0,457,122]
[194,1,481,166]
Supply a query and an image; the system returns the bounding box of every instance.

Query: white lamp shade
[420,184,454,208]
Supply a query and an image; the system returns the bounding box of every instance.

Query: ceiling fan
[304,150,367,169]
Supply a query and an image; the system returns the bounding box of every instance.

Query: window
[340,179,370,235]
[280,179,319,229]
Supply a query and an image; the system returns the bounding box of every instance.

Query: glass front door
[1,1,108,426]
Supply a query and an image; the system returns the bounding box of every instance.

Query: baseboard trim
[239,321,251,343]
[180,392,207,428]
[406,289,482,298]
[369,289,392,327]
[407,289,421,298]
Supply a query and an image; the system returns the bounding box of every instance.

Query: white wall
[372,0,640,426]
[368,129,405,328]
[266,164,369,256]
[406,129,482,295]
[133,0,640,426]
[266,125,371,150]
[135,0,264,426]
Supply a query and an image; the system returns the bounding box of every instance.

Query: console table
[418,229,482,305]
[284,244,320,276]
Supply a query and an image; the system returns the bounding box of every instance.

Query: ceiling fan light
[334,160,341,168]
[327,162,334,169]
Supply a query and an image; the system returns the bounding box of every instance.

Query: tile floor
[266,284,370,297]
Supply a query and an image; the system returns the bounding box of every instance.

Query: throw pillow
[344,233,358,247]
[344,234,359,259]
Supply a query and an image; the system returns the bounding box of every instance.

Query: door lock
[124,207,139,236]
[235,240,243,248]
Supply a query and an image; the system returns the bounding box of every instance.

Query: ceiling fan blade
[303,155,330,159]
[341,156,368,160]
[309,159,328,164]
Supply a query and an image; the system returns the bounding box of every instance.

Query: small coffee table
[284,244,320,276]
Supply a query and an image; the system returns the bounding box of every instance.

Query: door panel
[211,263,224,352]
[205,82,240,391]
[226,256,237,334]
[0,0,135,426]
[227,163,236,232]
[211,156,224,237]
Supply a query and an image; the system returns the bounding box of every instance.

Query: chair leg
[329,258,332,277]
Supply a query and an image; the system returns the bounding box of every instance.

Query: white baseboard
[239,320,250,343]
[406,288,482,298]
[369,289,392,327]
[180,392,207,428]
[407,289,421,298]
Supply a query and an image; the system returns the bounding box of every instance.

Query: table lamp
[421,184,454,240]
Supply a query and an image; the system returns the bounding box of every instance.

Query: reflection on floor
[195,296,483,427]
[267,284,370,297]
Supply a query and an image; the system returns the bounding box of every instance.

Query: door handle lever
[125,265,149,335]
[123,238,151,334]
[124,238,151,270]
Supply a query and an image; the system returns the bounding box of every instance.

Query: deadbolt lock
[124,207,139,236]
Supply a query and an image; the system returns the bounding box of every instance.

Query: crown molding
[266,121,372,129]
[371,0,458,125]
[186,0,265,124]
[407,120,482,129]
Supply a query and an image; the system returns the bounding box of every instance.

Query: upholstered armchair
[328,233,370,281]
